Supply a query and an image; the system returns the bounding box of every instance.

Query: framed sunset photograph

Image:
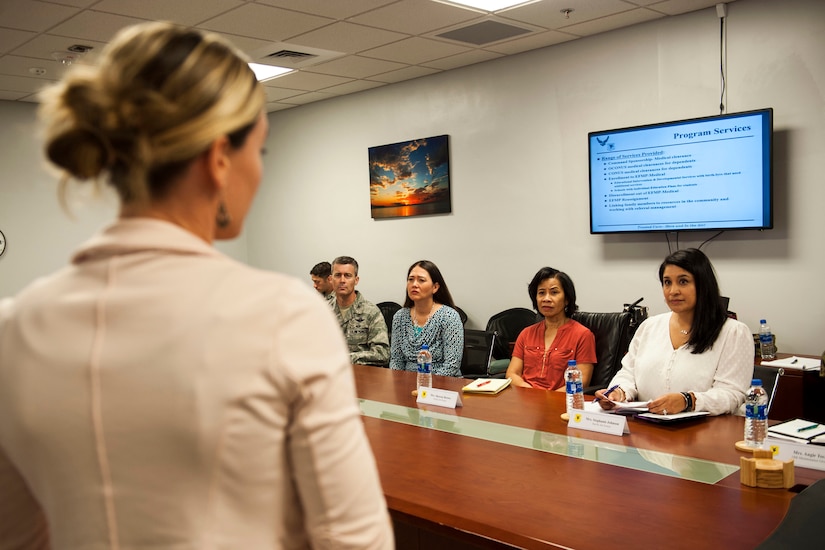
[369,135,451,219]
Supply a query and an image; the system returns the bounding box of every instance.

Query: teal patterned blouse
[389,306,464,376]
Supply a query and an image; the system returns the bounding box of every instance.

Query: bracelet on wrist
[680,391,694,412]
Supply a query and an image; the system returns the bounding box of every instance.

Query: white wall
[248,0,825,354]
[0,102,249,294]
[1,0,823,354]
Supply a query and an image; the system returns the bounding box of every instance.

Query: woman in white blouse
[595,248,753,416]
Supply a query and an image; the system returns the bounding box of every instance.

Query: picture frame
[368,134,451,219]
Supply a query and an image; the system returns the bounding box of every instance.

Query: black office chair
[757,478,825,549]
[485,307,539,361]
[752,364,785,419]
[376,301,402,343]
[570,310,634,395]
[460,329,498,379]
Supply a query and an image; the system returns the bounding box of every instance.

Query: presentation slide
[589,111,769,233]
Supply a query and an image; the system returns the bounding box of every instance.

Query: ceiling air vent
[265,50,317,61]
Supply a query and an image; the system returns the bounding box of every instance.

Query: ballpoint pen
[594,384,620,403]
[797,423,820,432]
[477,380,492,387]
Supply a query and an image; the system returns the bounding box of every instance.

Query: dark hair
[402,260,456,309]
[332,256,358,275]
[658,248,726,354]
[527,267,578,317]
[310,261,332,278]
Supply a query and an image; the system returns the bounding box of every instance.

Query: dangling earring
[216,201,231,228]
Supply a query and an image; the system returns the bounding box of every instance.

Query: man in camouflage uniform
[330,256,389,367]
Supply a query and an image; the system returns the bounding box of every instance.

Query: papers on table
[584,400,648,414]
[760,356,821,370]
[767,418,825,443]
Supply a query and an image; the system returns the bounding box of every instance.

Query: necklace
[412,303,435,327]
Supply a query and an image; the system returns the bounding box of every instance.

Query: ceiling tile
[0,28,38,55]
[256,0,398,20]
[499,0,634,30]
[421,48,504,70]
[369,64,441,84]
[289,21,408,54]
[0,55,70,82]
[648,0,727,16]
[0,0,80,33]
[279,90,338,105]
[263,86,304,102]
[350,0,482,35]
[0,89,30,100]
[10,33,107,62]
[0,73,53,94]
[198,3,333,42]
[91,0,246,26]
[305,55,406,79]
[559,8,664,37]
[362,36,470,64]
[265,71,353,92]
[48,11,150,42]
[321,79,386,96]
[485,29,578,54]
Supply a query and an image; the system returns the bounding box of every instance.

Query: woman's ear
[204,135,232,191]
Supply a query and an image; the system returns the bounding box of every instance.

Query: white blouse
[609,312,754,415]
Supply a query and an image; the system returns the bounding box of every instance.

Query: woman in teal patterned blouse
[389,260,464,376]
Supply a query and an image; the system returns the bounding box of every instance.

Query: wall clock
[0,229,5,257]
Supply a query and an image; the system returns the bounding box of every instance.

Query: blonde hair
[39,21,266,204]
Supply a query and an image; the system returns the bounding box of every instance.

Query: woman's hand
[594,387,625,410]
[647,393,688,415]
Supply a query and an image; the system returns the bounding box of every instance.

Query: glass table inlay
[359,399,739,485]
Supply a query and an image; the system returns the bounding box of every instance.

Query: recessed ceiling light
[434,0,537,12]
[248,63,293,82]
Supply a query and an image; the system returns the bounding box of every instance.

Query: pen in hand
[594,384,620,403]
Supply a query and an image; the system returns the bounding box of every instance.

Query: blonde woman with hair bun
[0,22,392,549]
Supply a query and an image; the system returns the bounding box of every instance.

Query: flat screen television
[588,108,773,234]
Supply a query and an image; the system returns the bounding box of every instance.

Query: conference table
[353,366,825,550]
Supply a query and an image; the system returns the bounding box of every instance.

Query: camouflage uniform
[331,291,389,367]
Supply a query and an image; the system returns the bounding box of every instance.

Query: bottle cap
[567,360,576,366]
[760,319,766,324]
[751,378,762,386]
[420,344,429,350]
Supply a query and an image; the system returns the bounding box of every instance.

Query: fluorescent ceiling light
[248,62,293,82]
[435,0,536,12]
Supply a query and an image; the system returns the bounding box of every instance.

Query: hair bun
[45,125,114,181]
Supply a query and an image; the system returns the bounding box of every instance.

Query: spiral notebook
[767,419,825,442]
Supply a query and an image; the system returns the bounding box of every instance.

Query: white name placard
[768,438,825,472]
[568,409,629,436]
[417,387,463,409]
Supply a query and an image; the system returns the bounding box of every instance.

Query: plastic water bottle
[744,379,768,448]
[759,319,776,360]
[565,360,584,413]
[416,344,432,390]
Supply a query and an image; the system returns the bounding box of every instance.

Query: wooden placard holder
[740,448,794,489]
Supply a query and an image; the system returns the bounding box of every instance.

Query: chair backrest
[485,307,539,360]
[752,364,784,417]
[460,329,497,378]
[376,301,402,342]
[570,310,633,393]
